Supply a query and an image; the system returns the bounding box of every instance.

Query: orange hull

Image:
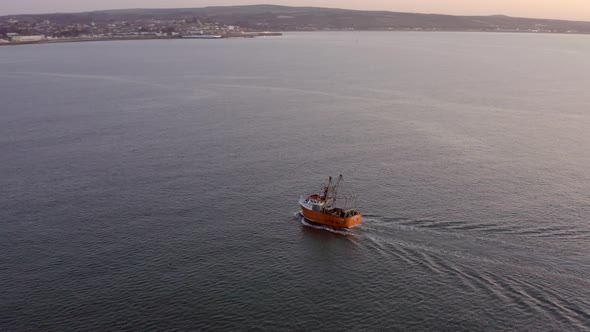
[301,206,363,229]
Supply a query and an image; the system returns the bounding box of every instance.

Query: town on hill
[2,5,590,45]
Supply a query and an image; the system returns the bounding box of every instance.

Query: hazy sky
[2,0,590,21]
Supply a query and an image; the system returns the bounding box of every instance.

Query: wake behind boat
[299,175,363,229]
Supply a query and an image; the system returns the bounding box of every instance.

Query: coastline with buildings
[0,32,283,46]
[0,17,283,46]
[2,5,590,46]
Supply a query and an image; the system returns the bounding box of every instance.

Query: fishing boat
[299,175,363,229]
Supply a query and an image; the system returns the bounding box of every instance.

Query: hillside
[3,5,590,34]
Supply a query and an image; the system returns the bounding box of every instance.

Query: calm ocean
[1,32,589,331]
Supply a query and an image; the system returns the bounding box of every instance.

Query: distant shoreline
[3,5,590,44]
[0,32,283,47]
[0,36,175,47]
[1,29,588,47]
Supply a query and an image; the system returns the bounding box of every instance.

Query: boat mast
[332,174,344,202]
[323,176,332,199]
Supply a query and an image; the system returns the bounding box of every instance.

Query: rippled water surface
[1,32,590,331]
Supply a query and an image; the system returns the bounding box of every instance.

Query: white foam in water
[299,216,352,236]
